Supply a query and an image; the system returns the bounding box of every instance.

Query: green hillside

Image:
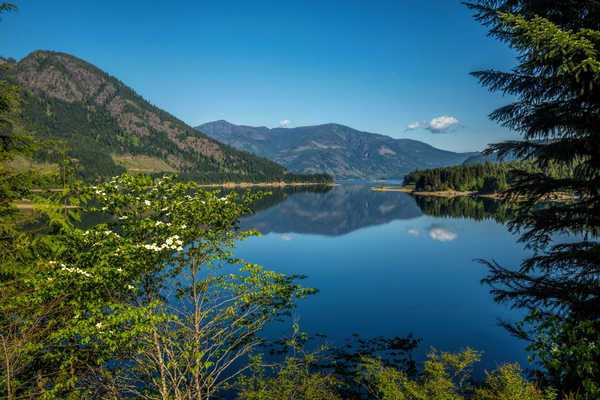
[0,51,331,183]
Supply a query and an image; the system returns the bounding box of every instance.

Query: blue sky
[1,1,519,152]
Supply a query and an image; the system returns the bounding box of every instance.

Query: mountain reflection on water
[241,184,422,236]
[241,184,513,236]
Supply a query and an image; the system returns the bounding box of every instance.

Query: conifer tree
[464,1,600,397]
[0,2,34,268]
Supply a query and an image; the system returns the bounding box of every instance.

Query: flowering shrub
[2,174,314,398]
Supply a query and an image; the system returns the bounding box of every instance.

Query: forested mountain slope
[0,51,330,183]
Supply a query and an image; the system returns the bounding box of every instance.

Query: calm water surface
[237,184,530,372]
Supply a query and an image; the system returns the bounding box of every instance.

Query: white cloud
[427,225,457,242]
[279,119,291,128]
[406,121,423,131]
[427,116,459,133]
[281,234,293,241]
[406,116,460,133]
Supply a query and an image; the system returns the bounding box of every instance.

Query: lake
[236,184,531,373]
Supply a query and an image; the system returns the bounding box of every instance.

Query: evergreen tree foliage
[403,160,573,193]
[0,2,55,272]
[464,1,600,397]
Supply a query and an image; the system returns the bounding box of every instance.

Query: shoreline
[371,186,477,198]
[15,182,336,209]
[370,186,577,201]
[414,190,477,198]
[198,181,337,188]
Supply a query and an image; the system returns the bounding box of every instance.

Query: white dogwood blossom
[60,264,93,278]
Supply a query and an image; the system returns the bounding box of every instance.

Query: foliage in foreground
[238,348,557,400]
[1,173,316,399]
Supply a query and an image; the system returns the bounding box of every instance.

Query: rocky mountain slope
[1,51,330,183]
[196,120,479,180]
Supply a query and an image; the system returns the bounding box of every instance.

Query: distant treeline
[403,160,573,193]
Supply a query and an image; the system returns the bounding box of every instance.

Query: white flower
[127,284,134,290]
[142,243,161,252]
[176,246,183,252]
[101,206,108,211]
[155,221,164,226]
[181,224,187,229]
[118,215,128,220]
[95,322,103,329]
[144,200,151,206]
[60,264,92,278]
[161,207,169,211]
[166,238,174,246]
[117,267,123,273]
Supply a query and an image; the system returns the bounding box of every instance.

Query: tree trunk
[153,331,170,400]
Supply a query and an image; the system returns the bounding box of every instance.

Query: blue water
[236,184,531,372]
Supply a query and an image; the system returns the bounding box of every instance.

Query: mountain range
[1,50,329,183]
[196,120,479,180]
[2,50,479,183]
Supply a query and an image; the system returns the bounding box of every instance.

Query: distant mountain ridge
[195,120,479,180]
[1,51,330,183]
